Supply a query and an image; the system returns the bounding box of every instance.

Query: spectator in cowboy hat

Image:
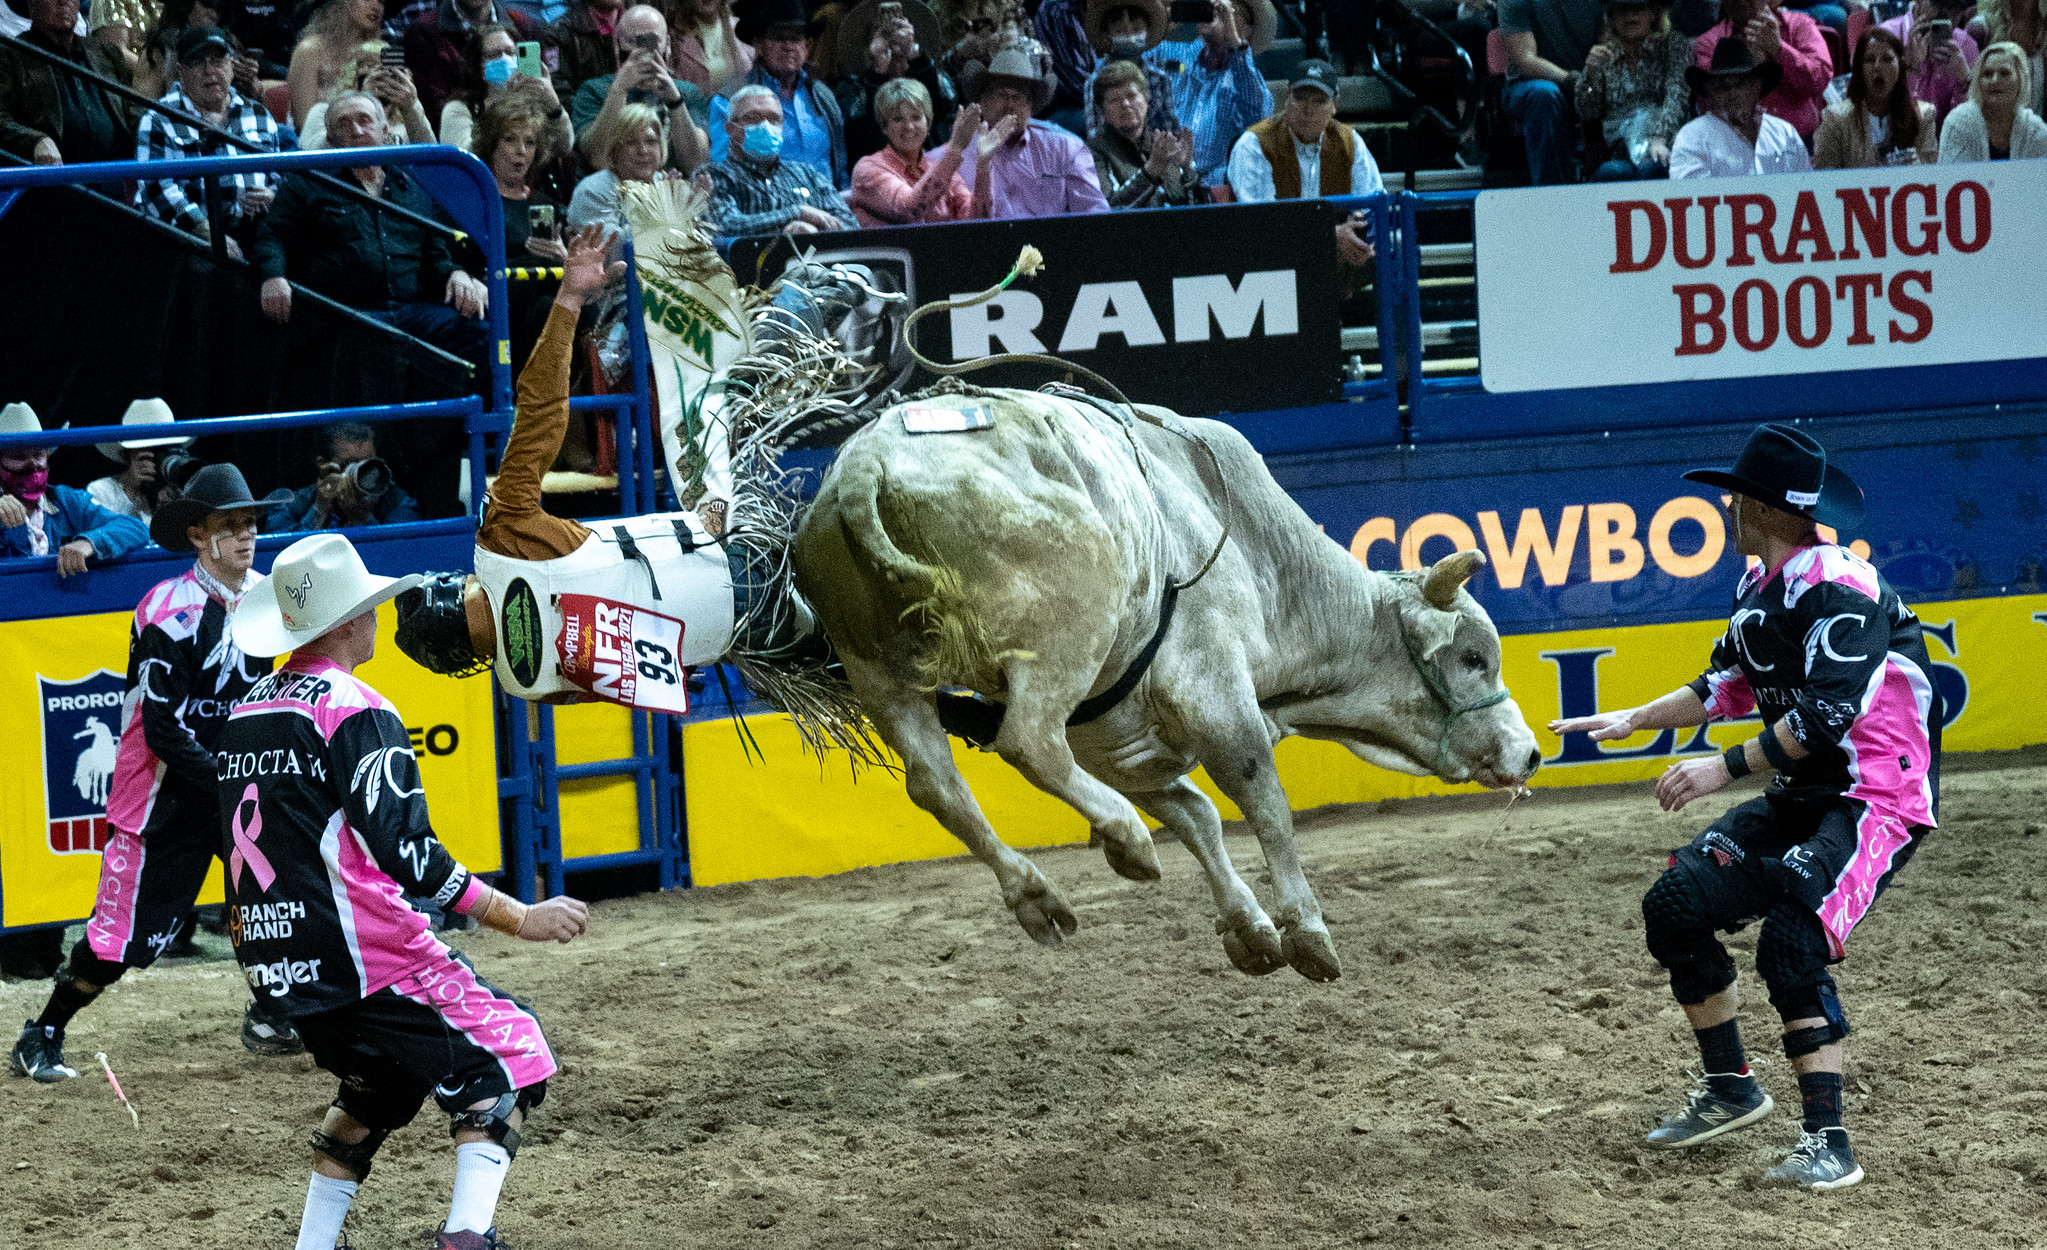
[834,0,961,163]
[707,0,848,188]
[87,398,194,523]
[706,81,857,235]
[1227,60,1379,264]
[1691,0,1834,138]
[1080,0,1177,133]
[1670,37,1812,175]
[956,41,1108,217]
[0,402,148,573]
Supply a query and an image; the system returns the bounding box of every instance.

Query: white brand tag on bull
[554,593,689,714]
[902,404,992,435]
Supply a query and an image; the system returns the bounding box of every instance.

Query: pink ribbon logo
[229,783,275,892]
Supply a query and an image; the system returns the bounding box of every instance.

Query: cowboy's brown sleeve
[477,301,593,561]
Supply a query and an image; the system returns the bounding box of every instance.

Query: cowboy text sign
[1474,160,2047,393]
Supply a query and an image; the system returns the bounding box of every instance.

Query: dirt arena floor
[4,750,2045,1249]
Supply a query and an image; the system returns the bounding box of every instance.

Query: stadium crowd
[0,0,2039,567]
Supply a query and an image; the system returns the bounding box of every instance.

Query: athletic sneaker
[432,1225,509,1248]
[240,1002,305,1057]
[9,1020,78,1082]
[1764,1127,1865,1190]
[1644,1070,1774,1149]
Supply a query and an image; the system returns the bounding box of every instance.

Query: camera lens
[345,457,393,502]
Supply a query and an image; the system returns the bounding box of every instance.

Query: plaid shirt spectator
[1148,37,1270,185]
[134,83,282,234]
[1035,0,1096,111]
[705,153,855,237]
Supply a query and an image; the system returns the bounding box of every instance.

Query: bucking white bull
[793,337,1542,982]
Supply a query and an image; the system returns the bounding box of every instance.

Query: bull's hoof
[1281,924,1343,982]
[1220,919,1286,976]
[1097,828,1163,883]
[1012,880,1078,948]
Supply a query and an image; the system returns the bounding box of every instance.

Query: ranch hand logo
[229,782,275,891]
[37,670,126,856]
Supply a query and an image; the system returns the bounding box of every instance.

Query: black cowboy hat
[150,463,266,552]
[1684,37,1783,96]
[1683,423,1863,530]
[737,0,825,45]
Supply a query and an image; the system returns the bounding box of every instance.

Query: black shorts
[80,799,220,971]
[1675,789,1926,959]
[294,950,555,1132]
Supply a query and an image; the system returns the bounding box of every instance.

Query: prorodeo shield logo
[501,578,542,687]
[38,670,126,855]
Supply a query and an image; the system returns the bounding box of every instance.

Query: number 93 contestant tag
[555,594,689,713]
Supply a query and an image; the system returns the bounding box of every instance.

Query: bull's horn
[1422,549,1487,609]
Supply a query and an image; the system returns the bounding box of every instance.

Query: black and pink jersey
[1687,542,1939,827]
[104,565,271,839]
[214,655,491,1018]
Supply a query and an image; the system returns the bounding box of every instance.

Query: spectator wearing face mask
[707,0,847,188]
[1670,37,1812,175]
[706,81,856,236]
[0,403,149,574]
[87,399,193,524]
[438,20,572,155]
[1145,0,1268,188]
[402,0,548,128]
[1080,0,1176,133]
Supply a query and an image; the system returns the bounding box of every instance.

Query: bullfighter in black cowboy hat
[10,464,306,1086]
[1551,423,1939,1190]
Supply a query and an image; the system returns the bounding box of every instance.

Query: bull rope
[899,248,1233,593]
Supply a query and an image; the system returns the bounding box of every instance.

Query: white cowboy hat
[0,402,42,438]
[98,398,195,462]
[233,533,424,658]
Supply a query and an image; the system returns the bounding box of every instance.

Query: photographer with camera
[265,421,423,532]
[0,403,148,573]
[85,399,194,524]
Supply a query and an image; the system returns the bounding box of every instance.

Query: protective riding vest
[473,512,734,713]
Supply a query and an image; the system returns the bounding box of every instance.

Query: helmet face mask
[394,571,493,678]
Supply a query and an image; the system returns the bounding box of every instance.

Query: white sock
[446,1140,513,1234]
[293,1172,358,1250]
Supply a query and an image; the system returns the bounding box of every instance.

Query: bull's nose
[1524,748,1542,776]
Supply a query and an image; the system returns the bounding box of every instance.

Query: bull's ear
[1401,594,1463,662]
[1422,549,1487,610]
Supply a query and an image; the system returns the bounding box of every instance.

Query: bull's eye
[1460,649,1485,672]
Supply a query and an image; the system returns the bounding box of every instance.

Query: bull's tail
[837,456,1003,691]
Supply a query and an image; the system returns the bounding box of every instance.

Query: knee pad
[1757,902,1839,1017]
[310,1126,389,1180]
[64,944,126,990]
[1642,868,1737,1004]
[444,1084,543,1160]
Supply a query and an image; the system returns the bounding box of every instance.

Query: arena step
[1340,319,1478,352]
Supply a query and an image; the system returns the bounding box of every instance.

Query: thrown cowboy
[1551,423,1938,1191]
[394,224,815,705]
[11,465,303,1083]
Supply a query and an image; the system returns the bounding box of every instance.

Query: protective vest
[473,512,734,713]
[1250,115,1357,199]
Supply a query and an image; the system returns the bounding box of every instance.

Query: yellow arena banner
[681,594,2047,887]
[0,608,497,930]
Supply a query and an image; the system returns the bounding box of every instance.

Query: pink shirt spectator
[1880,10,1979,123]
[1693,9,1835,135]
[849,145,978,227]
[956,120,1110,219]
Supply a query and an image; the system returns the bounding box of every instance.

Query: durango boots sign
[724,200,1346,417]
[1474,161,2047,393]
